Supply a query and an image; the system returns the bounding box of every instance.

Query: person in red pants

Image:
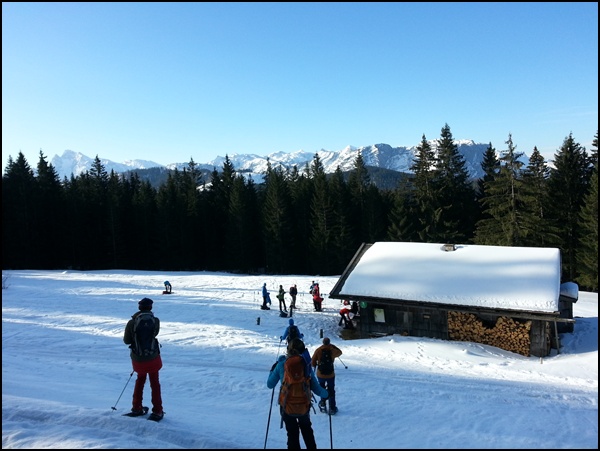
[123,297,164,420]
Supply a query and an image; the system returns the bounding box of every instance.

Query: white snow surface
[1,269,597,449]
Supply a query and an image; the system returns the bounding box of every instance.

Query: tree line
[3,124,598,292]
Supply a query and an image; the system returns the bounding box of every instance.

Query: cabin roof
[331,242,562,313]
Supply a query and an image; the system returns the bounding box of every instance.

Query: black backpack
[132,312,158,357]
[287,325,299,342]
[318,348,334,375]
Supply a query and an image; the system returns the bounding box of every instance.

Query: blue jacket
[262,284,268,297]
[281,324,304,342]
[267,354,329,400]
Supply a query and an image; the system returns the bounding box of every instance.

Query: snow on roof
[336,242,562,313]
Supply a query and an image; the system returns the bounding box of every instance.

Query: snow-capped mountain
[50,140,498,181]
[51,150,164,180]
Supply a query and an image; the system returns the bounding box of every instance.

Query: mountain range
[50,140,505,183]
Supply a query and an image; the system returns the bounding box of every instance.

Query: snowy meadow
[2,270,598,449]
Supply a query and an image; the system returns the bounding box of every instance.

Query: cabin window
[374,308,386,323]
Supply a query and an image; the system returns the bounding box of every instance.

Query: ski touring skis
[147,412,164,422]
[122,406,149,417]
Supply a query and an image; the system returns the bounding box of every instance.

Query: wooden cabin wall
[354,302,554,357]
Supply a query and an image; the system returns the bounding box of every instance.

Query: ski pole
[111,370,134,411]
[338,357,348,369]
[265,339,284,448]
[264,386,275,449]
[329,403,333,449]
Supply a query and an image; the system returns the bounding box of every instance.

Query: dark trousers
[318,375,336,409]
[281,411,317,449]
[132,356,163,414]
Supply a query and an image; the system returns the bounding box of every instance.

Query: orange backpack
[279,355,312,416]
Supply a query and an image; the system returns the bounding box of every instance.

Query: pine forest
[2,125,598,292]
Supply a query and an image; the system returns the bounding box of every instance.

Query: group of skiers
[269,318,344,448]
[260,281,324,313]
[122,279,351,436]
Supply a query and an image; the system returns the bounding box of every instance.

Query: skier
[289,284,298,309]
[311,337,343,415]
[277,285,288,313]
[123,297,165,421]
[261,283,271,310]
[280,318,304,344]
[267,338,329,449]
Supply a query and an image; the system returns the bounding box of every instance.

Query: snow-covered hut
[328,242,578,357]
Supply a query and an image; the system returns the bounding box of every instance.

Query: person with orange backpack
[267,338,329,449]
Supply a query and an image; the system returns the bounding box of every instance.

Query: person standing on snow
[277,284,288,313]
[261,283,271,310]
[267,338,329,449]
[289,284,298,309]
[312,282,323,312]
[311,337,343,415]
[123,297,165,421]
[280,318,304,344]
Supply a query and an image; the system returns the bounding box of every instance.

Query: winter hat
[138,297,153,310]
[289,318,294,325]
[288,337,305,356]
[323,337,330,345]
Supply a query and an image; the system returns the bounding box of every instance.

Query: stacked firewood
[447,311,532,356]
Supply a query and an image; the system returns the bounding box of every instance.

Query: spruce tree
[2,152,37,268]
[546,133,591,281]
[410,134,439,241]
[34,150,67,268]
[431,124,478,243]
[308,153,335,274]
[262,160,293,273]
[576,131,598,291]
[474,134,537,246]
[521,146,558,246]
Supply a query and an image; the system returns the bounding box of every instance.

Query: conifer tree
[328,166,355,273]
[287,164,313,273]
[474,134,542,246]
[262,160,294,273]
[431,124,478,243]
[347,150,386,246]
[576,131,598,291]
[521,146,558,246]
[546,133,591,281]
[34,150,67,268]
[410,134,439,241]
[387,184,417,241]
[309,153,335,274]
[130,176,159,269]
[2,152,37,268]
[477,143,500,201]
[226,174,262,272]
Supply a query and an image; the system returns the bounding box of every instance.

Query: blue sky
[2,2,598,172]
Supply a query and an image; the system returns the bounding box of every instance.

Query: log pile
[447,311,532,356]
